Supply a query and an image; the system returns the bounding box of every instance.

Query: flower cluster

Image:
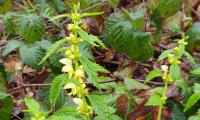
[58,5,92,118]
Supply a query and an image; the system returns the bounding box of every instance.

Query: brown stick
[7,78,164,93]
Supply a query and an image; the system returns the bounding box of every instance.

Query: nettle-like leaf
[169,64,180,81]
[0,0,12,14]
[40,39,66,64]
[78,28,106,49]
[48,115,82,120]
[2,40,25,56]
[105,10,154,61]
[184,83,200,112]
[146,87,164,106]
[124,77,148,90]
[2,12,16,32]
[24,97,40,115]
[80,57,109,86]
[19,45,44,67]
[158,49,172,61]
[145,69,162,83]
[191,66,200,75]
[15,13,45,43]
[157,0,181,18]
[189,109,200,120]
[49,74,67,107]
[186,22,200,50]
[0,91,13,120]
[88,95,122,120]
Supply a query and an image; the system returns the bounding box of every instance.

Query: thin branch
[7,78,164,93]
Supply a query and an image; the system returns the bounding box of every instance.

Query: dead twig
[7,78,164,94]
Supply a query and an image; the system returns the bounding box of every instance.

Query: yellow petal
[59,58,72,65]
[64,83,76,89]
[73,98,83,106]
[61,66,72,72]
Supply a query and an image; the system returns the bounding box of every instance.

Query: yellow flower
[64,83,77,95]
[59,58,74,78]
[73,98,84,111]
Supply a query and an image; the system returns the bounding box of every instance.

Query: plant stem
[157,82,168,120]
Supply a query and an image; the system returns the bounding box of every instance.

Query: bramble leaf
[2,40,25,56]
[15,13,45,43]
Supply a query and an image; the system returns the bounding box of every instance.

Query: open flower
[73,98,84,112]
[64,83,77,95]
[59,58,74,78]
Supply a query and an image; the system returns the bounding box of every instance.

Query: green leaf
[158,49,172,61]
[184,52,196,65]
[48,115,83,120]
[157,0,182,18]
[19,45,44,67]
[105,10,153,61]
[77,28,107,49]
[80,12,104,18]
[124,77,148,90]
[89,95,122,120]
[95,114,122,120]
[145,69,162,83]
[169,64,180,81]
[184,94,200,112]
[127,32,154,61]
[146,93,162,106]
[49,74,67,107]
[40,39,66,64]
[188,109,200,120]
[191,67,200,75]
[2,40,25,56]
[24,97,40,115]
[186,22,200,50]
[0,0,12,14]
[193,83,200,94]
[0,91,13,120]
[165,99,187,120]
[15,13,45,43]
[80,57,108,86]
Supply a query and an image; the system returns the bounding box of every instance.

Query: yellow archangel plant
[51,4,105,119]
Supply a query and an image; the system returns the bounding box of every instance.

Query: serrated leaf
[169,64,180,81]
[19,45,44,67]
[193,83,200,94]
[124,77,148,90]
[157,0,181,18]
[191,67,200,75]
[49,74,67,107]
[77,28,106,49]
[24,97,40,115]
[145,69,162,83]
[0,0,12,14]
[15,13,45,43]
[89,95,122,120]
[184,52,196,65]
[188,109,200,120]
[0,91,13,120]
[158,49,172,61]
[105,12,153,61]
[146,93,162,106]
[40,39,66,64]
[127,32,154,61]
[184,94,200,112]
[80,57,108,86]
[186,22,200,50]
[2,40,25,56]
